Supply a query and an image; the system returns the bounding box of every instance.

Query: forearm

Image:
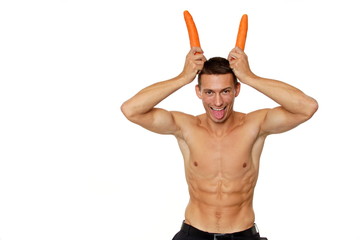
[121,75,189,118]
[122,48,206,119]
[243,75,318,116]
[228,47,317,117]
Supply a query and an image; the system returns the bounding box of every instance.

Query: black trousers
[172,222,267,240]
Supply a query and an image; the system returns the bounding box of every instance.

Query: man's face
[196,73,240,123]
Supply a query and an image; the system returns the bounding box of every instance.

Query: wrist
[177,72,196,85]
[239,73,257,85]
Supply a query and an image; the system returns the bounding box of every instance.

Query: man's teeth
[211,107,226,111]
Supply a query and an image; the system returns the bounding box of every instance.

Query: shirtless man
[121,47,318,240]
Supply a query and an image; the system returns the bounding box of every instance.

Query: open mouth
[210,106,227,120]
[210,107,226,111]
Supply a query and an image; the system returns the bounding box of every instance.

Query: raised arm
[121,47,206,135]
[228,47,318,135]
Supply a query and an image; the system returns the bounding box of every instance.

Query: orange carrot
[235,14,248,50]
[183,10,201,48]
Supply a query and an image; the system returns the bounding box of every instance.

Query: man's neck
[205,112,238,137]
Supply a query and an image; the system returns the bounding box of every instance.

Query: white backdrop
[1,0,359,240]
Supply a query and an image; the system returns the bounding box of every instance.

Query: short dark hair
[198,57,237,87]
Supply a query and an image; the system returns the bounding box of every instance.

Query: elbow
[121,100,147,124]
[121,101,135,121]
[303,97,319,120]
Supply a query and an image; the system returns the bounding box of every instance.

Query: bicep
[260,106,309,135]
[128,108,181,135]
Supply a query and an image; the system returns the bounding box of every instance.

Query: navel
[243,162,247,168]
[194,161,198,167]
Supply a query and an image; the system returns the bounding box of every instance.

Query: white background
[1,0,359,240]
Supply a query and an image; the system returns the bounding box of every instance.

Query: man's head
[196,57,240,124]
[197,57,237,87]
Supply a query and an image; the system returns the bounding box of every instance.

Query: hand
[228,47,255,84]
[180,47,206,84]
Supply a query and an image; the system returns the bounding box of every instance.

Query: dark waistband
[181,222,259,239]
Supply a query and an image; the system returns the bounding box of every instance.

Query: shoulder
[170,111,199,137]
[234,109,269,123]
[244,109,269,120]
[238,109,271,136]
[171,111,198,123]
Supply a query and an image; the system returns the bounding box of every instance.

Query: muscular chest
[181,125,259,179]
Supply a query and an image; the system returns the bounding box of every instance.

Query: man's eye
[205,91,213,95]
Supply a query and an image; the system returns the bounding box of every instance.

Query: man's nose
[215,94,223,107]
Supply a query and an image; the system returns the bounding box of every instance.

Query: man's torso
[173,110,267,233]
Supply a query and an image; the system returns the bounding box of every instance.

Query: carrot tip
[235,13,248,50]
[184,10,201,48]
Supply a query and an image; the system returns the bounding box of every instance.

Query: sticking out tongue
[212,108,226,120]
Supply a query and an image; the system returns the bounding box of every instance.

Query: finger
[191,47,203,55]
[194,53,206,61]
[193,56,206,65]
[234,46,244,53]
[228,52,241,61]
[196,59,205,68]
[196,64,204,73]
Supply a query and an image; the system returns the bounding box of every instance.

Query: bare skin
[121,47,318,233]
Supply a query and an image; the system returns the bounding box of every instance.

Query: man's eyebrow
[202,88,213,92]
[222,87,232,91]
[202,87,232,92]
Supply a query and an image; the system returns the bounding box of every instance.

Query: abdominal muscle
[183,162,258,233]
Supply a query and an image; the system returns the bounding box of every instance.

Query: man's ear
[195,85,202,99]
[235,82,241,97]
